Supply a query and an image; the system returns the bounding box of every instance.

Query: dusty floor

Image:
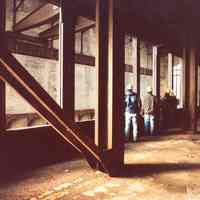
[1,133,200,200]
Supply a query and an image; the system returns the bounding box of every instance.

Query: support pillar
[182,47,189,129]
[168,53,173,89]
[188,47,198,132]
[153,46,160,133]
[13,0,17,28]
[153,46,160,98]
[135,38,140,96]
[0,0,6,130]
[95,0,108,149]
[107,0,125,168]
[60,1,75,123]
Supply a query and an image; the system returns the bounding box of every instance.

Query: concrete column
[168,53,173,90]
[95,0,108,150]
[182,47,189,110]
[134,38,140,96]
[152,46,160,133]
[188,47,198,132]
[60,1,75,123]
[107,0,125,169]
[0,0,6,130]
[152,46,160,97]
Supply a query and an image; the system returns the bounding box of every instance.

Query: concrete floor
[1,133,200,200]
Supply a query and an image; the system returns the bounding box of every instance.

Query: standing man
[125,84,141,142]
[160,89,171,130]
[142,86,157,136]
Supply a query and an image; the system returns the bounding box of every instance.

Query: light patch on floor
[127,182,146,193]
[53,182,72,191]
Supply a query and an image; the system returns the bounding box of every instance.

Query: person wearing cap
[142,86,157,136]
[160,89,170,130]
[125,84,141,142]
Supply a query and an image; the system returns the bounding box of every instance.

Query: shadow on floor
[116,163,200,178]
[133,131,198,144]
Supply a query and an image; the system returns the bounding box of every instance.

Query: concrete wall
[6,54,60,116]
[160,55,168,97]
[139,41,153,99]
[6,0,46,32]
[5,0,154,128]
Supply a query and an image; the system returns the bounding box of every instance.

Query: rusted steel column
[107,0,125,168]
[188,47,198,132]
[60,1,75,123]
[95,0,108,150]
[0,0,6,131]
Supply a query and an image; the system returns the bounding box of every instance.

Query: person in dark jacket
[125,84,141,142]
[161,89,178,129]
[161,89,171,129]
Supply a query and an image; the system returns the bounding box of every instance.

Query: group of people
[125,84,156,142]
[125,84,178,142]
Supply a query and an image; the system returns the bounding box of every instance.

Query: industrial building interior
[1,0,200,199]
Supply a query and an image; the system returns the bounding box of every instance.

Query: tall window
[173,56,183,108]
[140,41,153,100]
[160,55,168,98]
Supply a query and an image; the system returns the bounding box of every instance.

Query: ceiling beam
[39,17,95,39]
[7,31,153,76]
[76,17,95,32]
[6,31,44,44]
[16,0,26,11]
[39,24,59,40]
[14,3,59,32]
[45,0,60,6]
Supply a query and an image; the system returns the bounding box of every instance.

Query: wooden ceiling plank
[14,3,59,32]
[39,18,95,39]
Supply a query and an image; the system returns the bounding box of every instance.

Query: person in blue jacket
[125,84,141,142]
